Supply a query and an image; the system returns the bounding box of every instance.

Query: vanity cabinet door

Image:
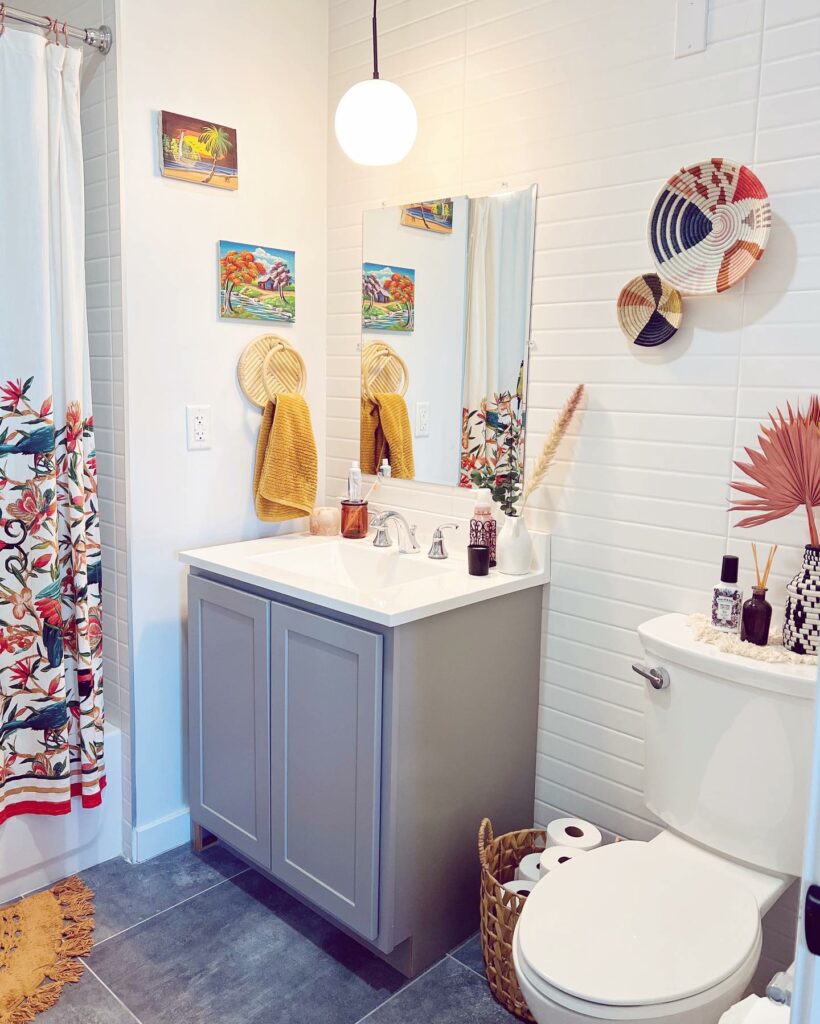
[188,575,272,869]
[269,603,383,941]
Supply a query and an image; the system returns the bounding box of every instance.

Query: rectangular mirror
[359,185,537,507]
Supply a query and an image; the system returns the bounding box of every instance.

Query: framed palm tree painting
[158,111,238,190]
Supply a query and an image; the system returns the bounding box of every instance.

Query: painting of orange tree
[159,111,238,190]
[219,241,295,322]
[362,263,415,333]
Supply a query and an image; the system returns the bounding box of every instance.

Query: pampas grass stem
[521,384,584,511]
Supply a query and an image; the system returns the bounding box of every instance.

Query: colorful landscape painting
[362,263,415,333]
[400,198,453,233]
[219,242,295,322]
[159,111,238,190]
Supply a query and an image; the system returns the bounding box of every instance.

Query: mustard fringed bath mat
[0,877,95,1023]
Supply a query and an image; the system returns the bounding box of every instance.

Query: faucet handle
[428,523,459,560]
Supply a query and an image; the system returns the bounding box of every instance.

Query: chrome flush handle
[632,664,670,690]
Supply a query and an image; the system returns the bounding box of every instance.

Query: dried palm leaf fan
[238,334,306,408]
[361,340,408,402]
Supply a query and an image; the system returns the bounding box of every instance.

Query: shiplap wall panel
[327,0,818,985]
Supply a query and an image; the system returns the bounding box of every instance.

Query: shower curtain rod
[2,5,112,53]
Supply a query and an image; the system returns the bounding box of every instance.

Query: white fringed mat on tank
[688,613,817,666]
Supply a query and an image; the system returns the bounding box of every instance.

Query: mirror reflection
[359,185,537,504]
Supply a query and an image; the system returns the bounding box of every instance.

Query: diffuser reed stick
[751,542,777,589]
[762,544,777,588]
[520,384,585,511]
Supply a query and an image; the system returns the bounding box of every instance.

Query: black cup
[467,544,490,576]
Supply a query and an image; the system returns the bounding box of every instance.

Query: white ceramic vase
[497,513,533,576]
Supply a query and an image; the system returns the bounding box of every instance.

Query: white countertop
[180,530,550,627]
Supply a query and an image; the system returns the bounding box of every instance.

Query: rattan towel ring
[361,341,408,402]
[238,334,307,409]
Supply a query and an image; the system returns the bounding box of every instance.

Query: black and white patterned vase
[783,545,820,655]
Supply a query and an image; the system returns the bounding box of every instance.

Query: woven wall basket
[478,818,547,1022]
[616,272,682,347]
[647,158,770,295]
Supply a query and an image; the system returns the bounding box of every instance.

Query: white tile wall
[327,0,817,988]
[49,0,130,849]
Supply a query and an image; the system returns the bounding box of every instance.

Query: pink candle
[309,506,341,536]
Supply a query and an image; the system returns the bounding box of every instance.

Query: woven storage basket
[478,818,547,1022]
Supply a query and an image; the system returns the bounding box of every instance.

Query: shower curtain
[460,185,537,503]
[0,31,105,825]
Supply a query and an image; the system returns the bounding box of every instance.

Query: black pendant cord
[372,0,380,79]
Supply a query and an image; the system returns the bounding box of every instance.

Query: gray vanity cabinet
[188,575,272,867]
[187,568,543,978]
[269,604,383,940]
[188,576,383,941]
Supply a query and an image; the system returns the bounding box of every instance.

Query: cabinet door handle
[632,663,670,690]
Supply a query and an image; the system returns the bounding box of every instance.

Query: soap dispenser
[469,488,497,567]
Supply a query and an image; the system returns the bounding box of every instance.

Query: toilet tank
[637,614,816,877]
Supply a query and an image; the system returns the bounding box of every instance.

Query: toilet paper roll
[515,852,544,883]
[545,817,602,852]
[539,846,587,876]
[719,995,790,1024]
[503,879,538,899]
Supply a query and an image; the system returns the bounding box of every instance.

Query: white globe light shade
[334,78,418,166]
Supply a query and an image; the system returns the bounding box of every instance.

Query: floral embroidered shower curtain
[0,32,105,825]
[460,187,537,508]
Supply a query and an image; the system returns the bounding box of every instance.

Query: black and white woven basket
[783,546,820,656]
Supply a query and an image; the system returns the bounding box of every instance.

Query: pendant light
[334,0,418,166]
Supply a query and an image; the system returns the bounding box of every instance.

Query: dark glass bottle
[741,587,772,646]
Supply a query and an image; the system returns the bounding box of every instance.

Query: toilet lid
[516,841,761,1007]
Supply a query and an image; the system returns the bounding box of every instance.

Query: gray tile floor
[33,845,513,1024]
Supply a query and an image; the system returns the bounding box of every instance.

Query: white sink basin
[180,532,549,626]
[250,540,453,593]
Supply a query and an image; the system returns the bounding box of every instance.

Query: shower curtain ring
[44,16,54,44]
[0,5,6,38]
[61,20,69,46]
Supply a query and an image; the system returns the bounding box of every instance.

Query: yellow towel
[364,392,415,480]
[253,394,317,522]
[360,398,381,475]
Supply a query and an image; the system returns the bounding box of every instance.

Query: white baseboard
[131,806,191,862]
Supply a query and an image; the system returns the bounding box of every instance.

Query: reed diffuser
[741,543,777,646]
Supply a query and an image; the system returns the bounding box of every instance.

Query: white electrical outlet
[415,401,430,437]
[186,405,211,450]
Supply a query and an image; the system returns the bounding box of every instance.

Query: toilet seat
[513,927,762,1022]
[515,841,762,1016]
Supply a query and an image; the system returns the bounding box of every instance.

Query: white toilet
[513,613,816,1024]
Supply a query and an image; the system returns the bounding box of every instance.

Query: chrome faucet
[428,523,459,559]
[371,510,420,553]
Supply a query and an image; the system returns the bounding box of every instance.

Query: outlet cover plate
[186,405,211,450]
[415,401,430,437]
